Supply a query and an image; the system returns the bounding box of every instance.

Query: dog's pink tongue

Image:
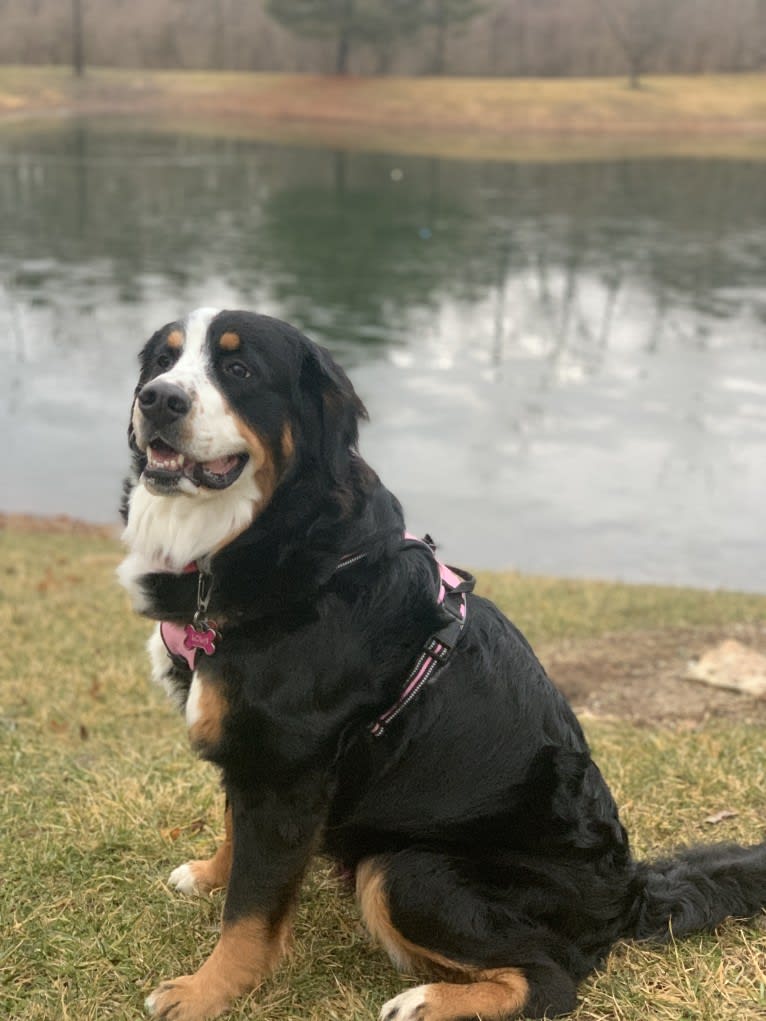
[202,455,239,475]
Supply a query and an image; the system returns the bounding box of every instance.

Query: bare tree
[595,0,676,87]
[72,0,84,76]
[267,0,359,74]
[427,0,485,74]
[757,0,766,68]
[355,0,428,74]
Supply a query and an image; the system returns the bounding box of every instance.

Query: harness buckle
[427,597,466,658]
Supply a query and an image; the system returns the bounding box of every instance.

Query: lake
[1,120,764,591]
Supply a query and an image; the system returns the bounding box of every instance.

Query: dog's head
[121,308,367,574]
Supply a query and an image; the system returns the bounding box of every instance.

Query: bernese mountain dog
[119,307,766,1021]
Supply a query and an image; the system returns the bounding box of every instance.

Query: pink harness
[160,534,474,738]
[367,534,473,737]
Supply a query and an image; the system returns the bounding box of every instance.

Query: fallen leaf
[686,640,766,697]
[704,809,738,825]
[160,818,207,842]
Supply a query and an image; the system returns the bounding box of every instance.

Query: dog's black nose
[137,381,191,425]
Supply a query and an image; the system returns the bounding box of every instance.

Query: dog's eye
[225,361,251,379]
[156,353,173,370]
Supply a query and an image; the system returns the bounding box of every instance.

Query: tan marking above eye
[220,331,241,351]
[167,328,185,349]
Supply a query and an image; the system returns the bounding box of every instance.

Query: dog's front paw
[145,975,229,1021]
[168,861,220,897]
[167,857,227,898]
[379,986,428,1021]
[168,863,205,897]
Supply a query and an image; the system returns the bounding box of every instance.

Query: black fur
[126,310,766,1018]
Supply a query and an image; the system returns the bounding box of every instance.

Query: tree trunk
[213,0,226,69]
[336,0,355,74]
[72,0,84,76]
[336,30,349,73]
[432,3,447,74]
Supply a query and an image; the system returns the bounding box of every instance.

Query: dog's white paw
[144,987,163,1016]
[379,986,428,1021]
[168,862,205,897]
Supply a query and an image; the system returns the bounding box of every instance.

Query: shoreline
[0,511,120,539]
[3,512,764,598]
[1,67,765,160]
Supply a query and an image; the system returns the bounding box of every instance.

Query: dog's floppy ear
[301,342,368,479]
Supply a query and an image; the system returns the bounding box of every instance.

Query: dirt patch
[541,623,766,728]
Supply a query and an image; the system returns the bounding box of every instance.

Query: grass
[1,66,766,161]
[1,525,765,1020]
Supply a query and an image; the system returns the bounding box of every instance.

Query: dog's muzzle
[136,381,249,493]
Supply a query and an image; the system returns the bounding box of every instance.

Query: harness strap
[368,533,474,738]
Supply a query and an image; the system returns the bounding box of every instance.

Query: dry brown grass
[1,66,765,161]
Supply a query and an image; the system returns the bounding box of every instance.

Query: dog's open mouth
[145,440,249,491]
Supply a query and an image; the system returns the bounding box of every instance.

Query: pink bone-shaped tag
[183,623,217,657]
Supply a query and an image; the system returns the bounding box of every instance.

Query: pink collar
[160,565,217,670]
[160,619,216,671]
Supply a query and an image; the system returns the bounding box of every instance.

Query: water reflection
[1,122,764,590]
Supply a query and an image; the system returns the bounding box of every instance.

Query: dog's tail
[622,841,766,941]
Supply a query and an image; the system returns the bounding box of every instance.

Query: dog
[119,307,766,1021]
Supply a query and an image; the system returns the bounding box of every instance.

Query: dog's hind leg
[169,802,232,897]
[356,854,578,1021]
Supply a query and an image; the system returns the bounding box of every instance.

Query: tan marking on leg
[381,972,529,1021]
[167,328,185,349]
[176,805,233,895]
[219,330,241,351]
[358,859,530,1020]
[422,970,529,1019]
[356,859,471,976]
[146,914,291,1021]
[187,674,228,752]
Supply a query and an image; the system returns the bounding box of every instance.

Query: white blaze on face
[141,307,248,465]
[120,307,265,575]
[155,306,216,396]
